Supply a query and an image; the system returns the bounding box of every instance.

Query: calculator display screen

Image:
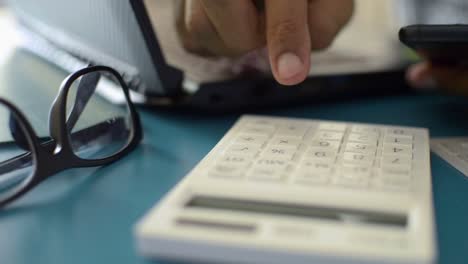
[187,196,407,228]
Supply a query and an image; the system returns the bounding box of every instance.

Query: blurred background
[1,0,467,113]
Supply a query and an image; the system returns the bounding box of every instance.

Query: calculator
[135,115,436,264]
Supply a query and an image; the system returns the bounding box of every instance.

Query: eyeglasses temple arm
[0,117,127,176]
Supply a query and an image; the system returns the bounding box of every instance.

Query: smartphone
[399,24,468,66]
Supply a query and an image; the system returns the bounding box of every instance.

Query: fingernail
[277,52,303,80]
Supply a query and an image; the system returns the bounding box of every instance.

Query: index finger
[265,0,310,86]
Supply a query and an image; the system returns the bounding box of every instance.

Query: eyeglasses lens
[66,70,134,160]
[0,104,36,202]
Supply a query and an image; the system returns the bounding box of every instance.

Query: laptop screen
[8,0,183,97]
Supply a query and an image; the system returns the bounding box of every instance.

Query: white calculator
[135,115,436,264]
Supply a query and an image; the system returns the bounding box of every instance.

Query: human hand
[407,62,468,96]
[176,0,354,86]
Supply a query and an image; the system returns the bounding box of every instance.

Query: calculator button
[208,165,246,179]
[276,124,309,138]
[235,135,268,146]
[343,152,374,166]
[269,137,302,149]
[384,136,413,147]
[386,128,413,138]
[351,125,381,134]
[299,160,333,174]
[347,133,378,145]
[306,150,337,162]
[345,143,376,155]
[218,155,251,168]
[340,165,372,178]
[226,145,259,157]
[262,147,296,160]
[314,131,344,142]
[254,158,290,171]
[383,145,413,158]
[242,125,275,137]
[381,156,412,170]
[309,140,341,150]
[385,134,413,142]
[318,122,347,132]
[248,168,284,182]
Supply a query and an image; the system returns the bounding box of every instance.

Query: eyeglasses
[0,66,142,208]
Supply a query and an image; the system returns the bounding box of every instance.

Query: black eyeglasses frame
[0,65,143,208]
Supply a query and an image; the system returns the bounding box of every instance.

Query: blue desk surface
[1,50,468,264]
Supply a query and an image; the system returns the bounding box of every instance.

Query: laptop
[8,0,409,110]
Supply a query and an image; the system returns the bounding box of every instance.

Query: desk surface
[0,47,468,264]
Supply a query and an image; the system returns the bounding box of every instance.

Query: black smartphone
[399,24,468,66]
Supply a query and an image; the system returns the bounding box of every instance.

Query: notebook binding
[18,26,144,93]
